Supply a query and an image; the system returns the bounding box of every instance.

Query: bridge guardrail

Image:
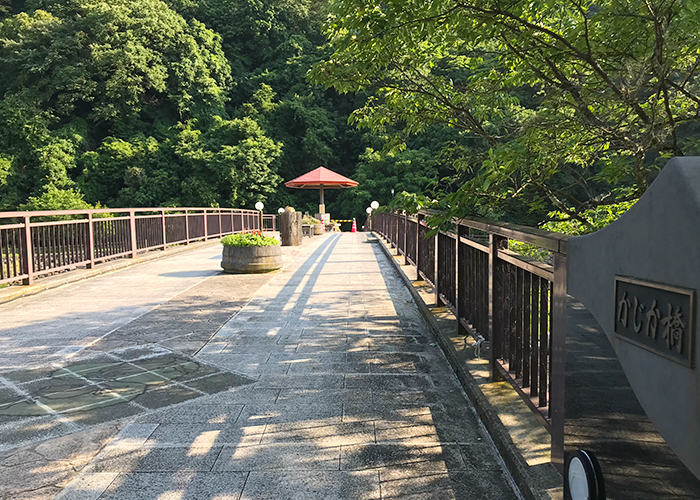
[373,210,569,470]
[0,207,266,286]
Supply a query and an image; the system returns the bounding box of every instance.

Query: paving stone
[98,471,249,500]
[130,385,201,410]
[202,386,279,404]
[61,402,142,427]
[213,444,341,471]
[145,423,264,447]
[378,469,520,500]
[0,415,79,450]
[267,352,347,364]
[85,444,223,473]
[53,472,119,500]
[183,372,255,394]
[275,389,367,405]
[134,403,244,424]
[255,374,344,390]
[240,470,381,500]
[344,374,433,391]
[286,362,370,374]
[340,443,466,472]
[260,421,376,446]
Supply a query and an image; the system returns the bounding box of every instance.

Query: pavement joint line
[0,373,83,434]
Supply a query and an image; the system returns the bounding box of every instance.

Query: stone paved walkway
[4,233,523,499]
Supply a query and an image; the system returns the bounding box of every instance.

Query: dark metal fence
[262,215,277,232]
[0,207,262,286]
[373,210,569,470]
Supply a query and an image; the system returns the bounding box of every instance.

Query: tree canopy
[312,0,700,229]
[2,0,700,233]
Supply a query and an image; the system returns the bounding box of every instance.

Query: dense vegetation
[1,0,699,232]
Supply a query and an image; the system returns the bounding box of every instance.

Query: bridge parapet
[0,207,267,286]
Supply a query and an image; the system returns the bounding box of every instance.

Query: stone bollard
[280,207,302,246]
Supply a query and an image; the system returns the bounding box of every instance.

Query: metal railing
[374,210,569,470]
[262,214,277,232]
[0,207,262,286]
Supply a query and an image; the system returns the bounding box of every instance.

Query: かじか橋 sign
[614,276,695,368]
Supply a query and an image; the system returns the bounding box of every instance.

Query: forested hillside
[2,0,699,230]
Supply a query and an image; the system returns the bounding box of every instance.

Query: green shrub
[302,216,321,224]
[221,232,280,247]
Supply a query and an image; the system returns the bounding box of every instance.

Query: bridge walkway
[0,233,522,499]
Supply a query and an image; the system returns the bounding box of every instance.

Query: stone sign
[614,276,695,367]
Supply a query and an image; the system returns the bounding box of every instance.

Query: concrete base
[221,245,283,273]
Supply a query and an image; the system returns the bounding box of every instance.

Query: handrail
[373,209,568,471]
[0,207,260,218]
[0,207,264,286]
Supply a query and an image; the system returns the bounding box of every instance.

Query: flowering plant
[221,231,280,247]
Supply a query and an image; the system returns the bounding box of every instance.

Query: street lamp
[277,207,285,214]
[367,205,377,231]
[254,202,264,231]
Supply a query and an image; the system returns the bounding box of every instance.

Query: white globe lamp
[370,200,379,210]
[255,201,264,211]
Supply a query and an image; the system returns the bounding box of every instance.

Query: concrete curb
[371,232,562,500]
[0,240,221,305]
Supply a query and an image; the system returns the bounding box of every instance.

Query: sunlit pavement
[2,233,522,499]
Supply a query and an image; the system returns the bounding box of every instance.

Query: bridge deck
[0,233,521,499]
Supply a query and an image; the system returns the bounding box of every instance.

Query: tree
[312,0,700,227]
[0,0,281,210]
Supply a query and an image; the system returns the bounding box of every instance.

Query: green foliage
[18,184,91,211]
[387,191,434,215]
[334,147,442,221]
[313,0,700,226]
[542,201,638,236]
[302,216,321,224]
[221,232,280,247]
[0,0,284,212]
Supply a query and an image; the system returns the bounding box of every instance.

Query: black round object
[565,450,606,500]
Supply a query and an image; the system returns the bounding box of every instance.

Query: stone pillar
[280,208,302,246]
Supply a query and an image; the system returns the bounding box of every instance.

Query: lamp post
[366,207,373,232]
[255,202,264,231]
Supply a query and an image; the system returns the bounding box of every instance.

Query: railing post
[185,210,190,244]
[87,212,95,269]
[550,252,567,474]
[21,215,33,285]
[161,209,167,250]
[489,234,507,381]
[416,213,423,276]
[403,213,409,265]
[218,210,222,238]
[203,209,208,240]
[129,210,137,258]
[456,224,466,336]
[435,231,445,307]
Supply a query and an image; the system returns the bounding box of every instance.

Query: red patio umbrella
[284,166,358,214]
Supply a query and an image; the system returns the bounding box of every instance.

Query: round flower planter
[221,245,283,273]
